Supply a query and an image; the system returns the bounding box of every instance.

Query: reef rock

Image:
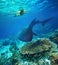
[20,38,52,55]
[49,53,58,65]
[49,30,58,44]
[9,41,19,53]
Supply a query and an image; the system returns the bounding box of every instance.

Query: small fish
[18,18,53,42]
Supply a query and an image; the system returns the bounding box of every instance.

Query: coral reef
[49,30,58,44]
[20,38,52,55]
[20,38,58,65]
[9,41,19,53]
[0,36,58,65]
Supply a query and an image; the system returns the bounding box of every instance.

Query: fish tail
[29,18,39,29]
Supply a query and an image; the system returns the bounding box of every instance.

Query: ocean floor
[0,30,58,65]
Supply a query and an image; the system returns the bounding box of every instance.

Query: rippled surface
[0,0,38,14]
[0,0,56,15]
[0,0,58,16]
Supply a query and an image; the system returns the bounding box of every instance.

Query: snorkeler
[15,9,25,17]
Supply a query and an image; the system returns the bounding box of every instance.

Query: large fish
[18,17,53,42]
[18,19,39,42]
[33,17,58,37]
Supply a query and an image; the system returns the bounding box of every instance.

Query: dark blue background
[0,0,58,39]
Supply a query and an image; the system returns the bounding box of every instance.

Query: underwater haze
[0,0,58,39]
[0,0,58,65]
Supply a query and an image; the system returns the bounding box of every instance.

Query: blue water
[0,0,58,39]
[0,0,58,65]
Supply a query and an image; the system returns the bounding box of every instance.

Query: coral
[9,41,19,53]
[20,38,52,55]
[0,53,10,65]
[19,38,58,65]
[19,38,54,63]
[48,43,58,65]
[0,37,58,65]
[49,30,58,44]
[49,49,58,65]
[37,58,51,65]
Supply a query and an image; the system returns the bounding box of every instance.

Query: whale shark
[18,17,53,42]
